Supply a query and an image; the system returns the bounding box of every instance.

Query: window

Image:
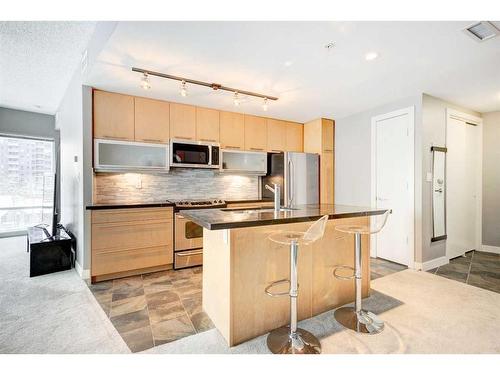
[0,135,55,235]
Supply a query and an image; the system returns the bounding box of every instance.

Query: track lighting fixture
[233,92,241,106]
[140,73,151,90]
[180,80,188,97]
[132,67,278,104]
[262,97,268,111]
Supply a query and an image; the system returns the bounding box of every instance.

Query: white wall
[335,95,423,263]
[58,69,85,271]
[481,111,500,247]
[421,94,481,262]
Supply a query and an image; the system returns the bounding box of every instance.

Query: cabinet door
[196,107,220,142]
[244,115,267,151]
[266,119,287,152]
[286,122,304,152]
[320,152,334,204]
[93,90,134,141]
[322,119,334,152]
[170,103,196,140]
[220,111,245,150]
[134,97,170,143]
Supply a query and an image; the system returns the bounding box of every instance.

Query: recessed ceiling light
[365,52,378,61]
[284,61,293,67]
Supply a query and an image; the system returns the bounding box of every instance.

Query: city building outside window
[0,135,55,236]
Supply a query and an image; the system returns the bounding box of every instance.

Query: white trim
[414,256,449,271]
[445,109,483,259]
[75,261,90,280]
[370,106,415,269]
[481,245,500,254]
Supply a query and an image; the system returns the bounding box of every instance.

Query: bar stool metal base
[334,307,385,334]
[266,326,321,354]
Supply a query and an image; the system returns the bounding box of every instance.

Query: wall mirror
[431,146,447,242]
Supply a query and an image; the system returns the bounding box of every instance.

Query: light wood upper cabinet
[220,111,245,150]
[266,119,287,152]
[322,119,334,152]
[320,152,334,205]
[93,90,135,141]
[304,118,335,204]
[170,103,196,140]
[244,115,267,151]
[286,122,304,152]
[134,97,170,143]
[196,107,220,142]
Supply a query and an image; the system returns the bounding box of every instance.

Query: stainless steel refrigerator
[261,152,319,207]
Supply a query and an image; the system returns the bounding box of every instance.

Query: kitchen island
[182,204,388,346]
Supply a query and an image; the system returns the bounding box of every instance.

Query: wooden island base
[202,216,370,346]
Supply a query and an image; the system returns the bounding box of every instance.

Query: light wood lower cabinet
[91,207,173,282]
[203,216,370,346]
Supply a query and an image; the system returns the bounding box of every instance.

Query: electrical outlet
[135,177,142,189]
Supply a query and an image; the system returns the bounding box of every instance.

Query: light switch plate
[426,172,433,182]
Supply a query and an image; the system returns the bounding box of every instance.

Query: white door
[373,108,414,266]
[446,117,480,259]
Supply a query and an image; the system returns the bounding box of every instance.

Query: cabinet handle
[200,138,217,142]
[224,145,241,150]
[103,135,127,140]
[176,250,203,257]
[141,138,161,143]
[177,136,193,140]
[271,149,283,152]
[250,147,264,151]
[323,149,334,153]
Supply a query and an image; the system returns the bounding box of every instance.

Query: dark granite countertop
[225,198,273,204]
[86,201,175,210]
[181,204,389,230]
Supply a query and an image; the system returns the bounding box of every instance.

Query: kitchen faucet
[265,183,281,212]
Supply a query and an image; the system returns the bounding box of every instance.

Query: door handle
[434,188,443,193]
[377,197,389,201]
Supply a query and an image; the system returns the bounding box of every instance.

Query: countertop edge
[186,208,389,230]
[86,202,175,210]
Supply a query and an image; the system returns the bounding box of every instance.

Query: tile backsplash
[93,169,260,203]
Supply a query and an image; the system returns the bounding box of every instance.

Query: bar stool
[333,210,390,334]
[264,215,329,354]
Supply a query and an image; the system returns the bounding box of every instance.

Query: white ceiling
[0,21,96,114]
[2,21,500,120]
[86,21,500,122]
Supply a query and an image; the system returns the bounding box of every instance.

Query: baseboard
[75,261,90,280]
[414,256,449,271]
[481,245,500,254]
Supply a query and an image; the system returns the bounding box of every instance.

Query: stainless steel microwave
[170,139,220,169]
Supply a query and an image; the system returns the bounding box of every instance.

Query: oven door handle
[176,249,203,257]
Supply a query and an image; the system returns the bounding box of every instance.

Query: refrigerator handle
[288,158,294,207]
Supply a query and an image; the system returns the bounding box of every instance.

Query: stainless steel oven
[173,199,226,269]
[170,139,220,169]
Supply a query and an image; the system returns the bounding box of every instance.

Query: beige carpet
[145,269,500,354]
[0,236,129,354]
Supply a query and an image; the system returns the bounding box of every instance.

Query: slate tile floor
[428,250,500,293]
[88,266,212,352]
[370,257,407,280]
